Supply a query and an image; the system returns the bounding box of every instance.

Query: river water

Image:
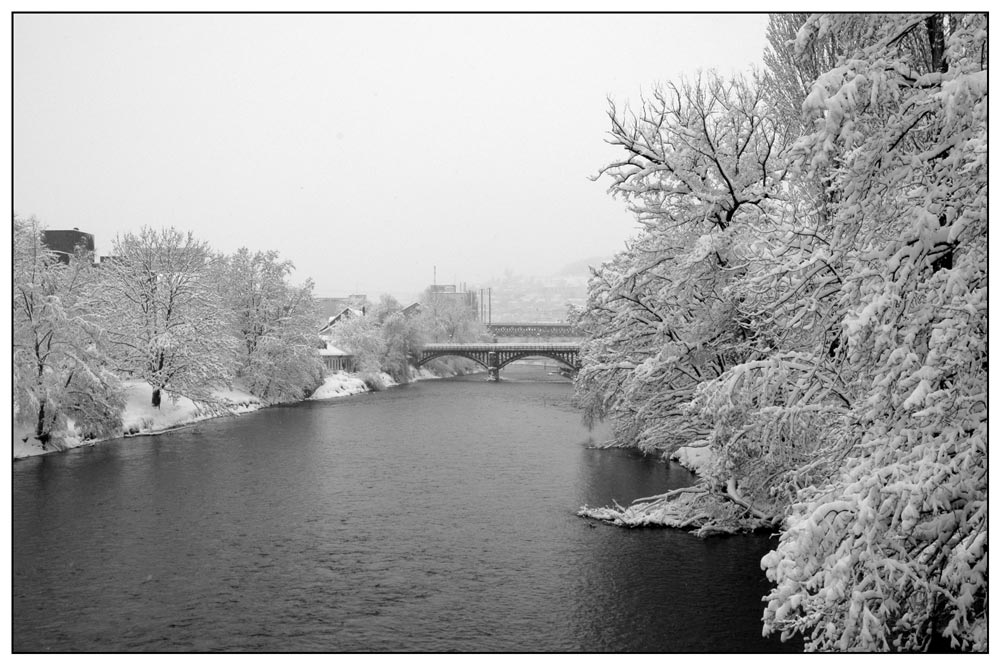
[12,365,800,652]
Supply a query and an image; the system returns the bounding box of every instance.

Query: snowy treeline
[574,14,986,652]
[324,294,422,387]
[324,288,488,387]
[13,222,325,450]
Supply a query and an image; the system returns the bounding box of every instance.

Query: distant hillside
[482,256,611,322]
[553,255,610,277]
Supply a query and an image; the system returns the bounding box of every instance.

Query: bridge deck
[421,343,580,351]
[486,322,581,337]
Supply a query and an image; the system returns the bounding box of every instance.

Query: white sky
[13,12,770,297]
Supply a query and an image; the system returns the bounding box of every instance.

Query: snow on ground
[14,365,465,460]
[308,371,404,399]
[12,423,49,460]
[410,366,444,381]
[13,381,265,460]
[119,382,264,435]
[307,372,371,400]
[671,444,713,477]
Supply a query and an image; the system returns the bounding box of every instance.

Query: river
[12,365,800,652]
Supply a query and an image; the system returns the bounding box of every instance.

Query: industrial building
[40,228,95,264]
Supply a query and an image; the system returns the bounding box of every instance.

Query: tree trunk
[925,14,948,73]
[35,400,49,450]
[152,387,161,408]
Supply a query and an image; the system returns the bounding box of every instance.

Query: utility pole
[488,287,492,324]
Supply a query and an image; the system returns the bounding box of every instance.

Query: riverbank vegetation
[13,220,487,452]
[322,288,488,388]
[574,13,986,652]
[13,221,326,451]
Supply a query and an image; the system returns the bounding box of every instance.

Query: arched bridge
[416,343,580,381]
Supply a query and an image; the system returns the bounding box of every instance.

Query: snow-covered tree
[370,293,403,324]
[575,70,791,461]
[323,293,425,383]
[326,314,387,377]
[577,12,986,652]
[417,288,485,342]
[97,227,237,408]
[379,310,425,382]
[13,217,124,449]
[222,248,324,403]
[759,13,987,652]
[764,13,875,135]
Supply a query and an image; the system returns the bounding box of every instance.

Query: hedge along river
[12,364,801,652]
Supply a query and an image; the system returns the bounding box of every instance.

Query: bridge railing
[485,323,581,338]
[421,342,580,351]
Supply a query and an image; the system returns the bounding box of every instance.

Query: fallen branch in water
[579,480,778,536]
[588,439,632,449]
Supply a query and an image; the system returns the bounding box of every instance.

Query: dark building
[41,228,95,264]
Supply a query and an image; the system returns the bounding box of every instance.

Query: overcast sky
[14,13,770,298]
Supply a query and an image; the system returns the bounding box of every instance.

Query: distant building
[319,306,365,334]
[41,228,95,264]
[317,308,364,373]
[400,302,421,318]
[426,284,478,312]
[318,344,355,373]
[315,295,367,321]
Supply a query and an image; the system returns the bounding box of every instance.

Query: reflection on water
[13,365,799,652]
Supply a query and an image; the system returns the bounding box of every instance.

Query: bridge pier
[487,351,500,381]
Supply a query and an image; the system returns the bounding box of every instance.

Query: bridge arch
[414,349,490,370]
[494,350,578,371]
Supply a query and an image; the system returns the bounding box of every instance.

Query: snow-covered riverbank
[576,441,726,531]
[670,443,712,477]
[577,443,782,536]
[12,366,461,460]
